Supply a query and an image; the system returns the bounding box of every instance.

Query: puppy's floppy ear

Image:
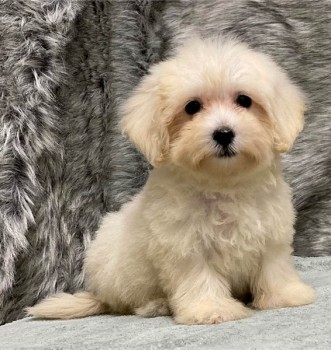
[267,74,306,153]
[120,66,171,167]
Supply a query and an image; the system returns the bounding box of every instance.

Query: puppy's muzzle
[212,128,236,158]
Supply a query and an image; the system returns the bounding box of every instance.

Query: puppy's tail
[26,292,109,320]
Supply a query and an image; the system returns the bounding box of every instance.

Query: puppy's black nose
[212,128,235,147]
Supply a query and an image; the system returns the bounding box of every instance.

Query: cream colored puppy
[28,37,315,325]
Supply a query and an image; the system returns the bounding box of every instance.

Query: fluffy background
[0,0,330,324]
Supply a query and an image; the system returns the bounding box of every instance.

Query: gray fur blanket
[0,257,331,349]
[0,0,330,325]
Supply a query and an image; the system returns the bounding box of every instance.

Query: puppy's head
[121,37,305,179]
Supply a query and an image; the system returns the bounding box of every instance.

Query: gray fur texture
[0,0,330,324]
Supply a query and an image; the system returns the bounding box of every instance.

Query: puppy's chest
[193,192,268,251]
[148,184,286,257]
[192,193,269,283]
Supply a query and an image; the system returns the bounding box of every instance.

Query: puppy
[27,37,315,325]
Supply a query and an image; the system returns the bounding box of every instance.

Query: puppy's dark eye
[185,100,202,115]
[236,95,252,108]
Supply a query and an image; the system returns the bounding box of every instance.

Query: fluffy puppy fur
[27,37,315,325]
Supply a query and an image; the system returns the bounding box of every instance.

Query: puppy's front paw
[174,299,251,325]
[253,282,316,310]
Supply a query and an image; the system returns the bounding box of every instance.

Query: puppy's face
[166,90,274,179]
[121,38,305,180]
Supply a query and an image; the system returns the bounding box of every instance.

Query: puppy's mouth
[216,146,237,158]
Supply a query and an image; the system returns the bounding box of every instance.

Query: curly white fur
[27,37,315,325]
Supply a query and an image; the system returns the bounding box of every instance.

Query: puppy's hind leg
[252,245,316,310]
[134,298,171,318]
